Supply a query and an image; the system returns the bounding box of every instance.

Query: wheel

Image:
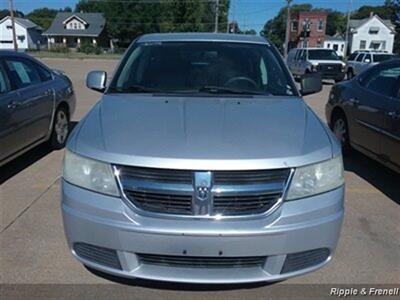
[347,69,354,80]
[332,113,351,154]
[50,106,70,149]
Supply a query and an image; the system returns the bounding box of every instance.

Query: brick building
[289,11,328,49]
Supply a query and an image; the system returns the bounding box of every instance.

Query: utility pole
[214,0,219,33]
[344,0,352,57]
[8,0,18,51]
[284,0,292,58]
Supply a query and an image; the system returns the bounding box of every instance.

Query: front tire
[50,106,70,149]
[332,113,351,154]
[347,69,354,80]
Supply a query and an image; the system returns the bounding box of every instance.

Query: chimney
[370,12,374,18]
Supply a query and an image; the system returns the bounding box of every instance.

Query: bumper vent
[138,253,267,268]
[281,248,330,274]
[73,243,122,270]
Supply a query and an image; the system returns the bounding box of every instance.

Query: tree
[260,4,312,52]
[326,11,346,36]
[26,8,72,30]
[75,0,230,47]
[0,9,24,20]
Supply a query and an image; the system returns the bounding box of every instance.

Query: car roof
[137,33,270,45]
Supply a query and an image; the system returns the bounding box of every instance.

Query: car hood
[68,94,335,170]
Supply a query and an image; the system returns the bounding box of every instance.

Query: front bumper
[61,180,344,284]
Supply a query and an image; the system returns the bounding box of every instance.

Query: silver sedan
[0,51,76,166]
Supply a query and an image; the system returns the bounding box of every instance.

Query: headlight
[311,64,319,72]
[63,149,119,196]
[286,155,344,200]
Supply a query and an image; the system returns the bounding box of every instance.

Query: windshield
[374,54,393,62]
[308,49,340,61]
[109,41,295,96]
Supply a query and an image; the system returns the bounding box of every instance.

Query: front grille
[116,165,291,218]
[213,169,289,185]
[73,243,122,270]
[281,248,330,274]
[138,253,267,268]
[213,193,281,215]
[318,64,342,75]
[125,190,192,215]
[118,166,192,184]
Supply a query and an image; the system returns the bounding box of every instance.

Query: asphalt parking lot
[1,58,399,296]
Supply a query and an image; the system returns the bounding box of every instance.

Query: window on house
[6,25,12,29]
[316,41,322,48]
[317,19,324,31]
[369,27,379,34]
[360,40,366,49]
[333,44,339,51]
[327,43,331,48]
[73,22,78,29]
[291,21,298,31]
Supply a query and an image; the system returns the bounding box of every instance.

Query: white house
[324,33,345,57]
[348,14,395,54]
[0,16,45,50]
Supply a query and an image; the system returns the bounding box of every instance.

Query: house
[348,14,395,54]
[0,16,45,50]
[43,13,107,49]
[324,33,345,57]
[289,11,328,49]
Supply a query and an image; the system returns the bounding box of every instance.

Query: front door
[379,64,400,168]
[3,57,54,148]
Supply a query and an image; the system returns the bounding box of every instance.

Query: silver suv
[287,48,346,82]
[62,33,344,284]
[346,51,394,79]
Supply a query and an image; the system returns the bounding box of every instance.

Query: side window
[363,54,371,62]
[356,54,364,62]
[0,64,10,94]
[5,58,42,89]
[361,65,400,98]
[348,52,358,61]
[299,50,306,61]
[35,63,53,82]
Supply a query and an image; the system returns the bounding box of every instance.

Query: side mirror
[300,72,322,95]
[86,71,107,93]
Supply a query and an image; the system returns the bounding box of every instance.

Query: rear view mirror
[86,71,107,93]
[300,72,322,95]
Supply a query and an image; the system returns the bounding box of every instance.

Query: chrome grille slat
[116,165,291,218]
[137,253,267,268]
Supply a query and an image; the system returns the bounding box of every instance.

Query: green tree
[26,8,72,30]
[75,0,230,47]
[326,11,346,36]
[260,4,312,52]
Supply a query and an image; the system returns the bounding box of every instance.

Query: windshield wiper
[108,85,162,93]
[198,86,269,96]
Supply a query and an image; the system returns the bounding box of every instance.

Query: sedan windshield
[308,49,340,61]
[109,42,295,96]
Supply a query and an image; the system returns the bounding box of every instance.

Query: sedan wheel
[50,107,69,149]
[332,115,351,154]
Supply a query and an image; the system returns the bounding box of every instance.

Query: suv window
[348,53,358,61]
[0,64,10,94]
[373,54,393,63]
[5,58,41,89]
[361,65,400,98]
[356,54,364,62]
[110,42,295,96]
[363,54,371,62]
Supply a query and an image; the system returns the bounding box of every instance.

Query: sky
[10,0,388,33]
